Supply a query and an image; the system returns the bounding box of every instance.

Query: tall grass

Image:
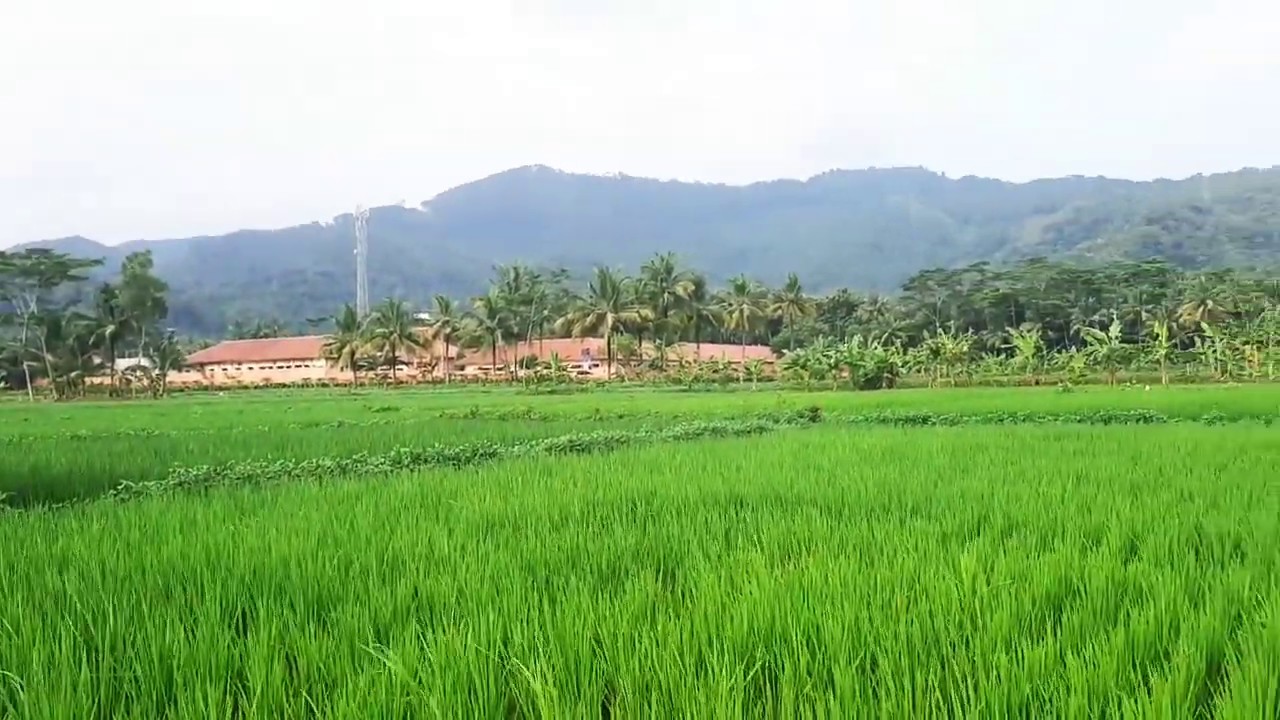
[3,426,1279,716]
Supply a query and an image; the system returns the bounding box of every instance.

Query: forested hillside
[21,165,1280,336]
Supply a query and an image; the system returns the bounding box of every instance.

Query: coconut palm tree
[640,252,694,343]
[366,298,426,383]
[465,291,512,376]
[1178,277,1233,329]
[426,294,462,382]
[555,267,646,379]
[768,272,815,351]
[717,274,767,365]
[27,310,98,400]
[323,304,368,388]
[145,330,186,398]
[494,263,542,344]
[91,282,135,396]
[680,273,722,355]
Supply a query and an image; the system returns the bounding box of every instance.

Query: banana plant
[919,327,974,387]
[1261,307,1280,380]
[546,353,570,383]
[780,337,839,390]
[1004,324,1044,383]
[1194,322,1239,381]
[861,336,903,390]
[837,336,870,390]
[832,335,901,390]
[1077,316,1129,386]
[1053,346,1091,384]
[1144,318,1176,386]
[742,359,766,389]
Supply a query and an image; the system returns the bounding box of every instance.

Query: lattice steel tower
[354,205,370,317]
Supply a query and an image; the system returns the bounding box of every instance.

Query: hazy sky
[2,0,1278,247]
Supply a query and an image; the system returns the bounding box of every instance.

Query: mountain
[20,164,1280,337]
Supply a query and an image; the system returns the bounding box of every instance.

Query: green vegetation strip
[2,406,1273,446]
[1,417,660,508]
[830,409,1271,426]
[8,384,1280,437]
[93,413,821,504]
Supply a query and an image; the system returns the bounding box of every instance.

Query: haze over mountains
[22,164,1280,337]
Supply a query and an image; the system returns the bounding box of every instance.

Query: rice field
[0,416,662,507]
[6,382,1280,435]
[2,385,1279,716]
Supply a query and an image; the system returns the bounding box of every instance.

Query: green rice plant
[5,384,1280,439]
[9,402,1271,509]
[3,425,1280,716]
[5,383,1278,507]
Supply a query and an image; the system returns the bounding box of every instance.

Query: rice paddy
[2,385,1279,716]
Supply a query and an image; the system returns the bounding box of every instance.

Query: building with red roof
[173,333,774,387]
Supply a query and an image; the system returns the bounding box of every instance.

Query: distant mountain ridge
[20,164,1280,337]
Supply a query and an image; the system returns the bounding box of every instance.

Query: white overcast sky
[2,0,1278,247]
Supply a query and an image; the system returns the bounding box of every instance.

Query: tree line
[4,248,1279,396]
[320,255,816,383]
[0,249,180,398]
[320,253,1280,384]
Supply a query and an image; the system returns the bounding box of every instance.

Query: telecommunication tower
[354,205,370,317]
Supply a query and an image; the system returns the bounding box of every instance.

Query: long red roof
[186,334,774,367]
[464,339,775,365]
[187,334,459,366]
[187,336,329,365]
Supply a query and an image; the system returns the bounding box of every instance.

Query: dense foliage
[363,254,1280,387]
[5,243,1280,396]
[0,249,181,397]
[19,165,1280,335]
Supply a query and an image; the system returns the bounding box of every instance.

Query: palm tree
[717,274,767,365]
[680,273,722,355]
[145,330,186,398]
[465,291,511,376]
[768,272,815,351]
[90,283,135,396]
[640,252,694,343]
[426,294,462,382]
[495,263,542,344]
[322,304,368,388]
[1178,278,1233,329]
[555,267,645,379]
[857,294,897,338]
[366,298,426,383]
[28,311,98,400]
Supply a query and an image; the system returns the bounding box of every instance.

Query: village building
[458,337,608,377]
[180,336,334,386]
[176,334,775,387]
[450,339,776,379]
